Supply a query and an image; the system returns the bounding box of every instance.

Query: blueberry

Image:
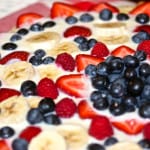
[43,114,61,125]
[0,126,15,139]
[12,138,28,150]
[74,36,87,44]
[20,80,37,96]
[139,63,150,77]
[138,139,150,149]
[30,23,44,31]
[97,62,111,76]
[78,41,90,51]
[65,16,78,24]
[34,49,46,59]
[27,108,43,124]
[2,42,17,50]
[42,21,56,28]
[99,9,113,21]
[135,13,149,24]
[38,98,55,114]
[85,64,97,77]
[10,34,22,42]
[134,50,147,61]
[137,98,149,108]
[124,67,137,79]
[108,74,121,83]
[29,56,43,66]
[146,75,150,84]
[141,84,150,99]
[17,28,29,36]
[79,13,94,22]
[104,137,118,146]
[87,143,105,150]
[116,13,129,21]
[139,103,150,118]
[42,56,55,64]
[88,38,97,49]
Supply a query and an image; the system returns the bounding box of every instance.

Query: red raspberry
[56,53,76,71]
[55,98,77,118]
[37,78,59,99]
[91,42,109,58]
[137,40,150,56]
[143,122,150,140]
[88,115,114,140]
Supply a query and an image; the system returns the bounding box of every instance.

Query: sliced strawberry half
[50,2,80,18]
[112,119,144,135]
[76,54,104,72]
[130,2,150,16]
[0,88,21,103]
[0,140,11,150]
[111,45,135,58]
[0,51,30,65]
[64,26,92,38]
[16,13,43,28]
[78,100,98,119]
[134,25,150,34]
[56,74,89,98]
[91,2,119,13]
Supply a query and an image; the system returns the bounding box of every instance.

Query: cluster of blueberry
[85,50,150,118]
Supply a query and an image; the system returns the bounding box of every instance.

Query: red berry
[143,122,150,140]
[56,53,75,71]
[134,25,150,34]
[55,98,77,118]
[37,78,59,99]
[91,42,109,58]
[0,140,10,150]
[137,40,150,56]
[19,126,42,142]
[88,115,114,140]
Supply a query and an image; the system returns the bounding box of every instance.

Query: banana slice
[56,124,89,150]
[48,42,79,56]
[107,141,142,150]
[26,96,42,108]
[0,95,29,124]
[28,130,67,150]
[2,61,35,86]
[22,31,60,52]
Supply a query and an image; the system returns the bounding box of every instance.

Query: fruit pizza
[0,1,150,150]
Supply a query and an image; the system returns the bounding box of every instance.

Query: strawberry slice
[134,25,150,34]
[91,2,119,13]
[111,45,135,58]
[130,2,150,16]
[64,26,92,38]
[112,119,144,135]
[0,51,30,65]
[0,140,11,150]
[76,54,104,72]
[143,122,150,140]
[19,126,42,142]
[0,88,21,103]
[78,100,98,119]
[73,1,96,11]
[50,2,80,18]
[56,74,89,98]
[16,13,43,28]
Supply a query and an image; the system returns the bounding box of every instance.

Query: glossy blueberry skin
[74,36,87,44]
[99,9,113,21]
[2,42,17,50]
[43,114,61,125]
[134,50,147,61]
[65,16,78,24]
[10,34,22,42]
[12,138,28,150]
[135,13,149,24]
[139,103,150,118]
[29,56,43,66]
[87,143,105,150]
[27,108,43,124]
[42,56,55,64]
[97,62,111,76]
[141,84,150,99]
[116,13,129,21]
[139,63,150,77]
[78,41,90,51]
[138,139,150,149]
[104,137,118,146]
[88,38,97,49]
[0,126,15,139]
[34,49,46,59]
[30,23,44,31]
[85,64,97,77]
[17,28,29,36]
[79,13,94,22]
[42,21,56,28]
[124,67,137,79]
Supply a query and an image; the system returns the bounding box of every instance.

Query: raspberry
[88,115,114,140]
[137,40,150,56]
[91,42,109,58]
[55,98,77,118]
[56,52,76,71]
[143,122,150,140]
[37,78,58,99]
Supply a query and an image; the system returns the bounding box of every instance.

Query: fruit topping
[55,52,75,71]
[16,13,43,28]
[99,9,113,21]
[88,115,114,140]
[134,25,150,34]
[0,126,15,139]
[65,16,78,24]
[55,98,77,118]
[17,28,29,36]
[143,122,150,140]
[116,13,129,21]
[36,78,59,99]
[79,13,94,22]
[87,143,105,150]
[0,51,29,65]
[64,26,92,38]
[10,34,22,42]
[0,140,11,150]
[77,100,98,119]
[104,137,118,146]
[12,138,28,150]
[1,42,17,51]
[112,119,144,135]
[138,139,150,149]
[91,42,109,58]
[135,13,149,24]
[42,20,56,28]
